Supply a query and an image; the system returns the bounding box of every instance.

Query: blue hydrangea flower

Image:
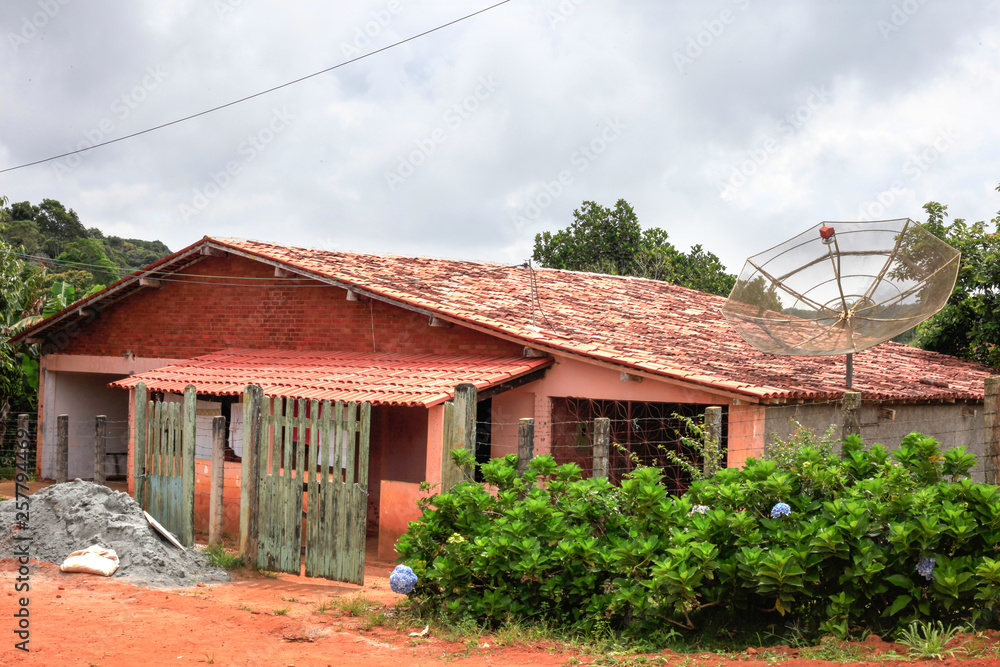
[916,556,936,581]
[770,502,792,519]
[390,564,418,594]
[689,504,710,516]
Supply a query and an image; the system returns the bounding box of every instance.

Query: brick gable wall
[56,254,523,359]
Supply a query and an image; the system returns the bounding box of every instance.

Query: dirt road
[4,558,1000,667]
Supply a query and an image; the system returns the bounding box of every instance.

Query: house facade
[16,237,995,558]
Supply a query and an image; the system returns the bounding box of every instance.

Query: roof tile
[210,238,993,402]
[110,349,553,407]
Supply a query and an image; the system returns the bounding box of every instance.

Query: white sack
[60,545,120,577]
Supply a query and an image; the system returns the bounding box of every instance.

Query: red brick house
[16,237,995,556]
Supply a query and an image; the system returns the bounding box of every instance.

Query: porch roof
[109,348,553,407]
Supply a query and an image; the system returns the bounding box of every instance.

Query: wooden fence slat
[166,402,176,478]
[316,400,332,577]
[94,415,107,486]
[181,385,197,547]
[293,398,307,573]
[593,417,610,479]
[441,401,455,489]
[56,414,68,484]
[842,392,862,440]
[134,383,148,507]
[240,385,263,566]
[267,393,278,567]
[704,406,723,477]
[152,402,163,518]
[357,402,371,488]
[344,401,357,485]
[326,401,343,577]
[337,403,356,580]
[209,415,226,548]
[517,418,533,477]
[262,396,278,569]
[454,384,476,484]
[279,398,288,569]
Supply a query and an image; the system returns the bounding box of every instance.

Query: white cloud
[0,0,998,275]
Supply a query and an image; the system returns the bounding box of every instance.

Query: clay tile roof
[110,349,554,407]
[210,238,994,403]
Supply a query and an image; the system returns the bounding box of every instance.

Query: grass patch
[897,620,964,660]
[799,636,873,662]
[203,545,244,570]
[335,595,381,617]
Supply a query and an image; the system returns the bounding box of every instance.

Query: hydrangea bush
[395,432,1000,639]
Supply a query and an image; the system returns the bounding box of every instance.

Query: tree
[0,233,46,415]
[914,186,1000,368]
[532,199,736,295]
[56,237,119,287]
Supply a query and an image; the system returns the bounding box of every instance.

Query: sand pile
[0,479,228,588]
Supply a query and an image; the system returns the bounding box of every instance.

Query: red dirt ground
[3,482,1000,665]
[3,557,1000,667]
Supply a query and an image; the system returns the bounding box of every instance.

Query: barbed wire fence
[0,416,38,477]
[479,392,996,493]
[4,388,997,530]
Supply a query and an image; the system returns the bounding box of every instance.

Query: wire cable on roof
[524,259,553,330]
[0,0,512,175]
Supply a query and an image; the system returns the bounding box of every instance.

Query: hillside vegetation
[1,198,171,294]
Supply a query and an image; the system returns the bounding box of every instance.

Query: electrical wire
[0,1,512,175]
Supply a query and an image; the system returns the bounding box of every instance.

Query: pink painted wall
[728,403,766,468]
[378,480,434,561]
[425,404,445,485]
[491,391,535,457]
[534,356,732,404]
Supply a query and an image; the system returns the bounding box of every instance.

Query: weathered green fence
[133,382,196,547]
[241,387,371,584]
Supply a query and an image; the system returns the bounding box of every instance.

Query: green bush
[395,432,1000,640]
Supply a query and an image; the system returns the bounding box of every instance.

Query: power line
[0,1,512,175]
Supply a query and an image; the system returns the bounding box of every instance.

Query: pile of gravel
[0,480,229,588]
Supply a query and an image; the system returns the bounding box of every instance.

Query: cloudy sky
[2,0,999,275]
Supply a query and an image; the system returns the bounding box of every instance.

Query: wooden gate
[240,386,371,584]
[133,382,196,547]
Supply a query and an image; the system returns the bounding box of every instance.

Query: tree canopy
[0,196,172,410]
[914,186,1000,369]
[532,199,736,296]
[1,198,171,295]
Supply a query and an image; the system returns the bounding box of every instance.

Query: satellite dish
[721,219,960,387]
